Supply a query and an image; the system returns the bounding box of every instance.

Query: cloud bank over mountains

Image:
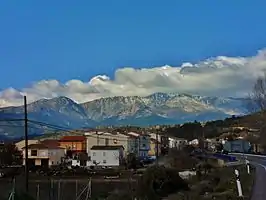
[1,49,266,108]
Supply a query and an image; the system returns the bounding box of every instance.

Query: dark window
[103,160,106,163]
[105,138,109,145]
[31,150,37,156]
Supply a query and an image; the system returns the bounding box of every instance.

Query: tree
[249,73,266,149]
[126,153,138,169]
[249,72,266,112]
[216,143,223,151]
[137,166,189,199]
[0,143,22,165]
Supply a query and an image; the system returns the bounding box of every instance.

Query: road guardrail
[230,153,266,158]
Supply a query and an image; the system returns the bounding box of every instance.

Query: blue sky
[1,0,266,90]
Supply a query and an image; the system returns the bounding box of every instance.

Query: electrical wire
[0,118,24,122]
[0,118,149,142]
[28,120,131,142]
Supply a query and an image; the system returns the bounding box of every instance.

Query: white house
[87,145,124,167]
[15,139,39,151]
[22,143,65,168]
[169,137,187,149]
[189,139,199,145]
[84,131,128,156]
[149,133,162,142]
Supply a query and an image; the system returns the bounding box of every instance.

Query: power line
[0,124,36,128]
[0,117,158,143]
[0,118,24,122]
[28,120,130,142]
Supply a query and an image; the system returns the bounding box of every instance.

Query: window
[103,160,106,163]
[142,143,146,147]
[105,138,109,145]
[31,150,37,156]
[93,152,96,156]
[103,152,106,156]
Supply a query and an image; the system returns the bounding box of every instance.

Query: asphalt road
[242,155,266,200]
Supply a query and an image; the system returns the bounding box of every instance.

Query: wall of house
[223,140,251,153]
[89,149,122,166]
[127,137,139,155]
[59,141,86,152]
[35,159,41,166]
[169,138,187,149]
[139,135,150,157]
[16,140,39,151]
[148,140,161,157]
[48,149,65,165]
[149,133,162,142]
[85,132,128,156]
[22,149,49,166]
[23,149,49,159]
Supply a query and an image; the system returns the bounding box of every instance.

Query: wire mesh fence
[2,176,136,200]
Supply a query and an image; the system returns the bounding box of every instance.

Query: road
[235,154,266,200]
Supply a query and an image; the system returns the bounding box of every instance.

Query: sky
[1,0,266,107]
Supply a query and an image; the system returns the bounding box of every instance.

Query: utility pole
[24,96,29,193]
[156,127,159,165]
[96,130,99,145]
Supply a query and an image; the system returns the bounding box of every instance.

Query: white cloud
[1,49,266,107]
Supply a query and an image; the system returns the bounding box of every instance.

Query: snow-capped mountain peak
[0,92,248,137]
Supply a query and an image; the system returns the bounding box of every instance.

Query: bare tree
[249,72,266,151]
[249,72,266,112]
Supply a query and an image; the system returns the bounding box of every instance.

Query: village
[0,122,262,199]
[0,113,264,199]
[7,124,260,171]
[14,128,187,170]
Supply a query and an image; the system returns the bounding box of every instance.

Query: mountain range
[0,92,249,138]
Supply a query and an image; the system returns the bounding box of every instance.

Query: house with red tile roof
[59,136,86,153]
[22,142,65,169]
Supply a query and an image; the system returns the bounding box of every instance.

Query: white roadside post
[234,169,243,197]
[245,159,250,174]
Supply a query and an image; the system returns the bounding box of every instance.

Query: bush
[137,166,189,199]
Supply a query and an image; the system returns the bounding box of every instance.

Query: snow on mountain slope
[0,92,248,137]
[81,92,247,121]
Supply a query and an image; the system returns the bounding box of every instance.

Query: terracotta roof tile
[91,145,124,150]
[60,136,86,142]
[24,143,64,149]
[41,139,60,148]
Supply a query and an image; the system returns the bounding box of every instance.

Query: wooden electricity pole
[24,96,29,193]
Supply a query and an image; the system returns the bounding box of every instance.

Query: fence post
[234,169,243,197]
[245,159,250,174]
